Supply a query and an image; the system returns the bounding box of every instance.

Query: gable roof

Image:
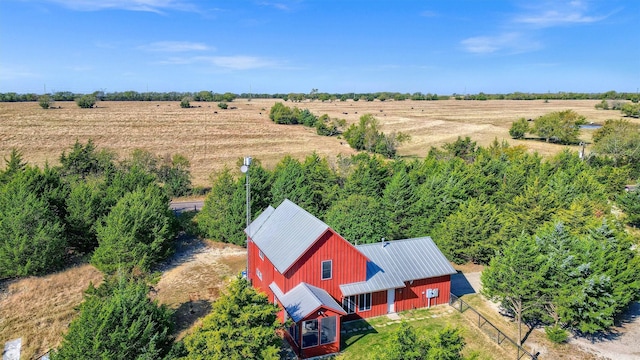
[340,237,457,296]
[246,199,330,273]
[270,282,346,322]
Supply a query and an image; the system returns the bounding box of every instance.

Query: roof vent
[382,237,389,248]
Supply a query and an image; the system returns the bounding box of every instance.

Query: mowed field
[0,99,624,186]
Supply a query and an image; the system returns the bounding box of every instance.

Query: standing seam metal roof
[245,199,329,274]
[270,282,346,323]
[340,237,457,296]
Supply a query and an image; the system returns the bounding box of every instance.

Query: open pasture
[0,99,622,186]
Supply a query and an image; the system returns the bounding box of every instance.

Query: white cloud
[158,55,279,70]
[461,32,542,54]
[419,10,439,18]
[44,0,198,13]
[140,41,212,52]
[513,1,612,27]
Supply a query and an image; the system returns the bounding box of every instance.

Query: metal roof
[340,237,457,296]
[270,282,346,323]
[245,199,329,273]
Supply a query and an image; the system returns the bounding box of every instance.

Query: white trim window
[256,268,262,281]
[342,295,356,314]
[321,260,332,280]
[358,293,372,311]
[259,249,264,260]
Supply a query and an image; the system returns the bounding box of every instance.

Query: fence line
[449,293,539,360]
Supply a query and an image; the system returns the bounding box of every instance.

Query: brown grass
[0,99,631,186]
[0,264,103,359]
[153,238,246,339]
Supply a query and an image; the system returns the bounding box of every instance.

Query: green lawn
[334,306,505,360]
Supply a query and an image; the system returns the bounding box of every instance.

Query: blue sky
[1,0,638,94]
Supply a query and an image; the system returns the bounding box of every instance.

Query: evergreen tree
[325,194,386,244]
[0,177,67,277]
[342,153,391,199]
[182,277,281,360]
[618,187,640,227]
[270,156,313,213]
[433,198,501,264]
[302,152,339,217]
[0,148,27,183]
[482,234,545,345]
[65,179,108,253]
[52,275,173,360]
[197,168,244,245]
[382,168,416,240]
[91,184,175,274]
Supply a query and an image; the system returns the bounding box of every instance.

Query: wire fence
[449,293,539,360]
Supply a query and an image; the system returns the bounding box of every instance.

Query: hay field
[0,99,623,186]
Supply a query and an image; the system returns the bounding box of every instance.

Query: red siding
[248,240,278,302]
[282,230,368,300]
[394,275,451,312]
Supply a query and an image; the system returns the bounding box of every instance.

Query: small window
[288,322,299,346]
[259,250,264,260]
[302,319,319,348]
[321,260,332,280]
[342,295,356,314]
[256,268,262,281]
[358,293,371,311]
[320,316,337,344]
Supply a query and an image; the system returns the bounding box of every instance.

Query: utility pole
[240,157,252,279]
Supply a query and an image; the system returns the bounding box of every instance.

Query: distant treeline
[1,90,639,103]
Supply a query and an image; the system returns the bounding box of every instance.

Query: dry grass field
[0,99,634,359]
[0,264,103,359]
[0,99,626,186]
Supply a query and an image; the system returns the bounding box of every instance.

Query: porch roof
[340,237,457,296]
[270,282,346,323]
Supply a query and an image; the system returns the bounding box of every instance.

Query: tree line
[3,90,639,103]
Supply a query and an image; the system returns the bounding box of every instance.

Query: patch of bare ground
[1,99,633,186]
[153,236,246,339]
[0,264,103,359]
[457,286,640,360]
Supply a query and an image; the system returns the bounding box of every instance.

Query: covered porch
[270,282,346,358]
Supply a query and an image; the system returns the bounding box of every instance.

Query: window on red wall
[342,296,356,314]
[321,260,332,280]
[358,293,371,311]
[256,268,262,281]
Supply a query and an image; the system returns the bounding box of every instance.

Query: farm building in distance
[246,199,456,358]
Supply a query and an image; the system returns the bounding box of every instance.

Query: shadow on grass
[171,299,212,336]
[341,319,379,350]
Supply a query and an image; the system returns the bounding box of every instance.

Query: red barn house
[246,199,456,358]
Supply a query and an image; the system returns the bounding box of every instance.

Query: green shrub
[509,117,529,139]
[217,102,228,109]
[180,97,191,108]
[38,94,51,109]
[545,325,569,343]
[76,94,96,108]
